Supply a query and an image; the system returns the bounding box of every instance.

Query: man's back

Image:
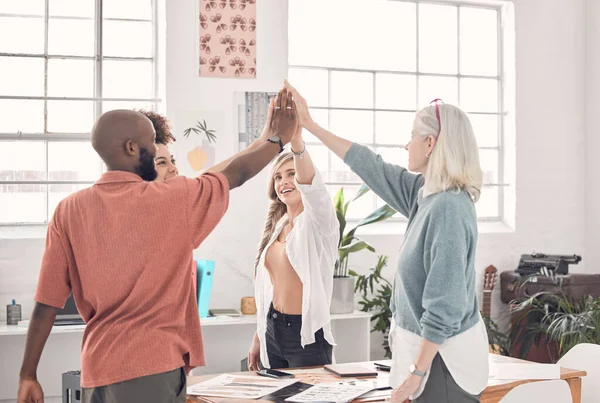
[35,171,229,388]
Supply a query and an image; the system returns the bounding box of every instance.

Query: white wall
[0,0,594,363]
[585,0,600,274]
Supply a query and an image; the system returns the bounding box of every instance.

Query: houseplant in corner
[350,255,393,357]
[509,269,600,362]
[330,183,396,314]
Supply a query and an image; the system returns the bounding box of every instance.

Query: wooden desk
[484,354,586,403]
[187,355,586,403]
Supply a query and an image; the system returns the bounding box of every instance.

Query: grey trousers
[413,355,481,403]
[81,367,186,403]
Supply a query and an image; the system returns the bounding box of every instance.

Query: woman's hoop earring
[425,153,430,158]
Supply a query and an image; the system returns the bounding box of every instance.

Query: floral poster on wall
[198,0,257,78]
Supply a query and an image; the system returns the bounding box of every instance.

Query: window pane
[288,68,328,108]
[0,100,44,133]
[48,18,94,56]
[103,60,153,99]
[309,108,328,131]
[468,114,498,148]
[103,20,153,58]
[0,57,44,96]
[460,7,498,76]
[304,108,328,144]
[375,112,413,145]
[0,17,44,53]
[0,141,46,179]
[418,76,458,108]
[49,184,91,219]
[47,101,94,133]
[479,149,499,184]
[48,59,94,97]
[307,144,329,174]
[330,110,373,144]
[103,0,152,20]
[376,74,417,110]
[331,71,373,109]
[288,0,416,71]
[460,78,498,113]
[49,0,94,18]
[0,1,45,15]
[375,147,409,171]
[0,184,46,224]
[49,142,101,181]
[328,185,374,221]
[476,186,499,218]
[102,101,156,114]
[330,151,360,183]
[419,4,458,74]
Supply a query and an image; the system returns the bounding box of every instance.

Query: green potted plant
[330,183,395,313]
[350,255,393,357]
[509,270,600,362]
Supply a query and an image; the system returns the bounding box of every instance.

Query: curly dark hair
[138,109,176,145]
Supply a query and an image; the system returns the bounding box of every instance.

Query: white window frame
[0,0,161,229]
[288,0,511,226]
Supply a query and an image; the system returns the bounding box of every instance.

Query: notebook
[323,364,378,378]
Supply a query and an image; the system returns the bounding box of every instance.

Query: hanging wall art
[198,0,257,78]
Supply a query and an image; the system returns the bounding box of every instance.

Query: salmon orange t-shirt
[34,171,229,388]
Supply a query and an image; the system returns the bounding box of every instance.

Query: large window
[0,0,160,225]
[288,0,507,222]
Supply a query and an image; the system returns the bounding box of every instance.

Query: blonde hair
[254,152,294,268]
[413,103,483,202]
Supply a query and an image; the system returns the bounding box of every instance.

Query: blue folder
[196,260,215,318]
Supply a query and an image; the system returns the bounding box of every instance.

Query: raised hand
[284,80,315,130]
[268,87,298,145]
[258,97,276,143]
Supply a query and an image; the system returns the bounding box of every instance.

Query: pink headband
[429,98,443,136]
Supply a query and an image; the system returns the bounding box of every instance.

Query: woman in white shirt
[247,111,340,370]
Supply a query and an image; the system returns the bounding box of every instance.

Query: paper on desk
[187,374,298,399]
[489,360,560,380]
[285,369,355,385]
[285,380,379,403]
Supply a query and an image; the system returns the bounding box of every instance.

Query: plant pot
[330,276,355,314]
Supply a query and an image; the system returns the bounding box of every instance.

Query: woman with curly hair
[138,110,180,182]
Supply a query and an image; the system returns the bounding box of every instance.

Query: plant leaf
[347,204,396,238]
[339,239,375,254]
[350,183,371,202]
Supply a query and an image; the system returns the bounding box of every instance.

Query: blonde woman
[247,102,340,370]
[285,81,489,402]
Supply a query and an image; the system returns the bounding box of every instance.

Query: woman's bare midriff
[264,238,303,315]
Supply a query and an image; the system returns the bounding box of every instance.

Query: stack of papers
[187,374,298,399]
[285,380,388,403]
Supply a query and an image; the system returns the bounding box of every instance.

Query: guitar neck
[482,290,492,318]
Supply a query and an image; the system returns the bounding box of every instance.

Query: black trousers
[265,304,333,369]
